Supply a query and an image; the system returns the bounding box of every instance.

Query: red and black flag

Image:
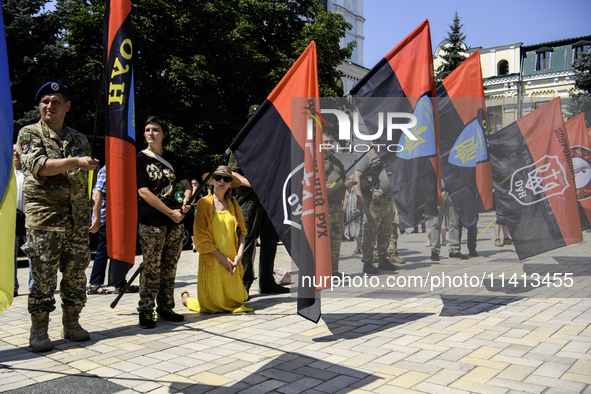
[436,51,493,227]
[103,0,137,266]
[565,112,591,229]
[489,97,582,259]
[230,42,331,323]
[349,20,440,229]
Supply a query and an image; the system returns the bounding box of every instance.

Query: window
[498,60,509,75]
[536,51,551,70]
[486,106,503,135]
[534,101,549,110]
[574,44,590,60]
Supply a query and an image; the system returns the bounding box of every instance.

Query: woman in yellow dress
[181,166,252,313]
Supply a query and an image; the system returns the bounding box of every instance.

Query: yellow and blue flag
[0,3,15,313]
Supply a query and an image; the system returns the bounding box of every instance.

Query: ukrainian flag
[0,162,16,313]
[0,3,15,314]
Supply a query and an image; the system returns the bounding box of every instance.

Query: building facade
[435,35,591,134]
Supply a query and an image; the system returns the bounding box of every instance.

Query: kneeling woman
[182,166,252,313]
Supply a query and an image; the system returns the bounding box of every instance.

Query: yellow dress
[187,210,252,313]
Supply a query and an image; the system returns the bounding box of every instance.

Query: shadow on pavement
[439,294,521,316]
[315,312,434,342]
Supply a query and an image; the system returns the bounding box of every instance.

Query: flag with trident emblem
[489,97,582,259]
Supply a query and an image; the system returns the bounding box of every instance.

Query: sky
[363,0,591,68]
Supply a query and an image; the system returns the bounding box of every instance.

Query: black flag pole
[328,150,369,188]
[186,148,232,206]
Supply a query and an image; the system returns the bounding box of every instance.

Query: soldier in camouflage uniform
[385,201,406,265]
[136,116,192,329]
[322,130,350,276]
[17,82,99,352]
[352,145,399,274]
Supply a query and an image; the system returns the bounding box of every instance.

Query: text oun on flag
[230,42,331,323]
[104,0,137,266]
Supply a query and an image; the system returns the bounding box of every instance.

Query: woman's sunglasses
[213,175,232,183]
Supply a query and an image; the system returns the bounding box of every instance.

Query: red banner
[489,98,582,259]
[231,42,331,322]
[104,0,137,264]
[437,51,493,227]
[350,20,440,228]
[565,112,591,227]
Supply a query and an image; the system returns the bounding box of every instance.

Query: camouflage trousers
[137,223,184,312]
[328,201,344,273]
[23,224,90,313]
[387,200,400,258]
[362,196,393,265]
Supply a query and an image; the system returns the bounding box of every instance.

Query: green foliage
[2,0,71,135]
[26,0,354,176]
[435,11,468,84]
[568,52,591,126]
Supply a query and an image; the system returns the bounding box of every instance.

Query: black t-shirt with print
[136,151,188,227]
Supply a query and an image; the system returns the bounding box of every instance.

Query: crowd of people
[13,82,510,352]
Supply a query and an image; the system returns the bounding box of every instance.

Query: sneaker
[425,239,431,247]
[377,259,399,271]
[494,238,504,247]
[352,248,361,255]
[362,263,379,274]
[504,238,513,245]
[139,311,156,329]
[156,307,185,322]
[468,250,479,257]
[442,239,449,246]
[431,251,440,261]
[449,251,469,260]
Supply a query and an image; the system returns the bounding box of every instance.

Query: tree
[435,11,467,83]
[568,51,591,127]
[3,0,71,137]
[57,0,354,174]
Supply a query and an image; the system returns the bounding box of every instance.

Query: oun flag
[104,0,137,269]
[349,19,440,229]
[231,42,331,323]
[0,2,14,313]
[565,112,591,229]
[437,51,493,228]
[489,97,582,259]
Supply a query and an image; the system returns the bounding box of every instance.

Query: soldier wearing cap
[17,82,99,352]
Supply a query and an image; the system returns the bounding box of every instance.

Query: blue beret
[35,82,69,102]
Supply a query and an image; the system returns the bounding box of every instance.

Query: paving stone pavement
[1,211,591,393]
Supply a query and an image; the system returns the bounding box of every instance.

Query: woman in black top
[136,116,192,329]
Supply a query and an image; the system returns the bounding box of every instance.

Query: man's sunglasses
[213,175,233,183]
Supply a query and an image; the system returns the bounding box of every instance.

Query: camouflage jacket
[325,154,346,203]
[17,120,92,231]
